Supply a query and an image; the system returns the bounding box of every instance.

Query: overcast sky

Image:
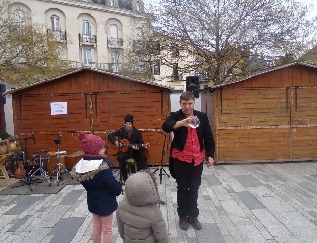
[299,0,316,18]
[144,0,316,18]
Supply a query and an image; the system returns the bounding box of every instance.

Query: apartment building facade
[6,0,210,92]
[7,0,147,72]
[146,34,211,91]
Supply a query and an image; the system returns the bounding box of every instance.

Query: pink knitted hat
[78,132,105,155]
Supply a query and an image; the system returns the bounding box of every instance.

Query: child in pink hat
[71,132,122,243]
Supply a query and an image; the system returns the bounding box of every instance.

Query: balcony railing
[107,37,123,48]
[69,61,123,73]
[70,0,143,13]
[79,34,97,44]
[47,29,67,42]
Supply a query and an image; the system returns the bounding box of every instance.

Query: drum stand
[11,150,42,191]
[28,150,51,186]
[53,134,67,186]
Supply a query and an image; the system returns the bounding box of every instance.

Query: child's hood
[124,171,161,206]
[70,158,109,182]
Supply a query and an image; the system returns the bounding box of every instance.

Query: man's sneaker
[189,217,202,230]
[179,217,189,230]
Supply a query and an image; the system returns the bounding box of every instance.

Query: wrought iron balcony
[69,61,123,73]
[47,29,67,42]
[97,62,122,72]
[107,37,123,48]
[79,34,97,44]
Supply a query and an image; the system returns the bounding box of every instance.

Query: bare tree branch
[0,0,71,86]
[145,0,317,84]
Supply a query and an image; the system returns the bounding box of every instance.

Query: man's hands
[173,117,192,129]
[132,145,139,150]
[207,157,214,168]
[114,141,120,148]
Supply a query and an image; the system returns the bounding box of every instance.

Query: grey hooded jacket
[116,171,169,243]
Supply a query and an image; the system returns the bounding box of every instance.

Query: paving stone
[19,226,51,243]
[275,211,317,243]
[188,236,198,243]
[226,187,235,194]
[202,194,211,200]
[213,165,225,170]
[234,175,263,187]
[4,195,44,215]
[252,209,291,237]
[236,191,265,210]
[1,163,317,242]
[214,170,246,192]
[7,215,32,232]
[196,223,225,243]
[59,188,85,205]
[221,199,249,222]
[309,210,317,218]
[212,185,232,201]
[39,204,71,227]
[235,221,266,243]
[273,235,302,243]
[48,217,86,243]
[298,181,317,195]
[204,174,222,186]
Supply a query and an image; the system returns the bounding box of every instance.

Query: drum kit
[0,134,68,189]
[0,136,23,186]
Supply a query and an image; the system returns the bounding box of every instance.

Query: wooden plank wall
[215,87,291,163]
[11,70,171,166]
[213,65,317,164]
[292,87,317,159]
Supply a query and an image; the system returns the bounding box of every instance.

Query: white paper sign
[50,102,67,115]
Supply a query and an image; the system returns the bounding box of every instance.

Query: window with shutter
[82,20,91,42]
[51,15,60,31]
[111,51,119,72]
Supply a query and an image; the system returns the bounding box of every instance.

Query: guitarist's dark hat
[125,114,134,124]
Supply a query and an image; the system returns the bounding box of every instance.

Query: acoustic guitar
[117,138,150,153]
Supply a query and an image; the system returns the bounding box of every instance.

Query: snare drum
[47,153,66,176]
[65,151,83,170]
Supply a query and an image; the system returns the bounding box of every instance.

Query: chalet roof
[5,66,173,95]
[207,61,317,91]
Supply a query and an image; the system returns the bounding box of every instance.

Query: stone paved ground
[1,162,317,243]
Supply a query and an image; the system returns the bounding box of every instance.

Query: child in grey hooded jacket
[116,170,168,243]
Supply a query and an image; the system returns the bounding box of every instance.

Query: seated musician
[107,114,147,182]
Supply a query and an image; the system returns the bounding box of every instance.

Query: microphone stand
[53,134,67,186]
[153,131,170,184]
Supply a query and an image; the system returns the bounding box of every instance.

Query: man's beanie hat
[125,114,134,123]
[78,132,105,155]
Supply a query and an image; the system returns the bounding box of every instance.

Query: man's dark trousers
[173,158,203,218]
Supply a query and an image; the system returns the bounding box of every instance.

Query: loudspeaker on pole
[186,76,200,98]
